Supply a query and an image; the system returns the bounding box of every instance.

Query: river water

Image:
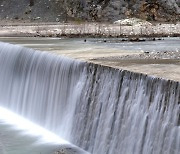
[0,39,91,154]
[0,36,179,81]
[0,38,179,154]
[0,107,66,154]
[0,37,179,60]
[0,106,89,154]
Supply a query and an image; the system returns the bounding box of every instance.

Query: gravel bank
[0,22,180,38]
[91,50,180,61]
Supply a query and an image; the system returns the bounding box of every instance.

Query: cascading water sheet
[0,42,85,140]
[0,42,179,154]
[72,65,180,154]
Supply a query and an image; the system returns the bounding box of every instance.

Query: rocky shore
[92,50,180,61]
[0,21,180,38]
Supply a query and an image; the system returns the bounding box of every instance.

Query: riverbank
[0,22,180,38]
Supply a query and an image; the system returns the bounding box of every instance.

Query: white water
[0,106,89,154]
[72,66,180,154]
[0,42,84,140]
[0,42,179,154]
[0,106,69,154]
[0,106,69,144]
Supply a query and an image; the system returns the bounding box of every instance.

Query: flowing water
[0,106,70,154]
[0,42,179,154]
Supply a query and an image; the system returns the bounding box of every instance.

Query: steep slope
[0,0,179,22]
[69,0,180,22]
[0,0,66,22]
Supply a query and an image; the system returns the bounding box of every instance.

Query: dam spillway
[0,42,179,154]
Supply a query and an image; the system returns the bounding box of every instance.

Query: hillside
[0,0,179,23]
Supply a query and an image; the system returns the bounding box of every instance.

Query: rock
[56,18,60,22]
[33,17,41,20]
[114,18,152,26]
[24,9,31,15]
[14,16,19,20]
[144,51,150,54]
[0,0,179,22]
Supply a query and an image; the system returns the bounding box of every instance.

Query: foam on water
[0,106,89,154]
[0,106,69,144]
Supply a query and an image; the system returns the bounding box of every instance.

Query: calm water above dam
[0,36,180,81]
[0,37,180,59]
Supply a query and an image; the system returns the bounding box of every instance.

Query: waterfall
[0,42,84,140]
[72,64,180,154]
[0,42,179,154]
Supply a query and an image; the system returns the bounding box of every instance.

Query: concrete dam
[0,42,179,154]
